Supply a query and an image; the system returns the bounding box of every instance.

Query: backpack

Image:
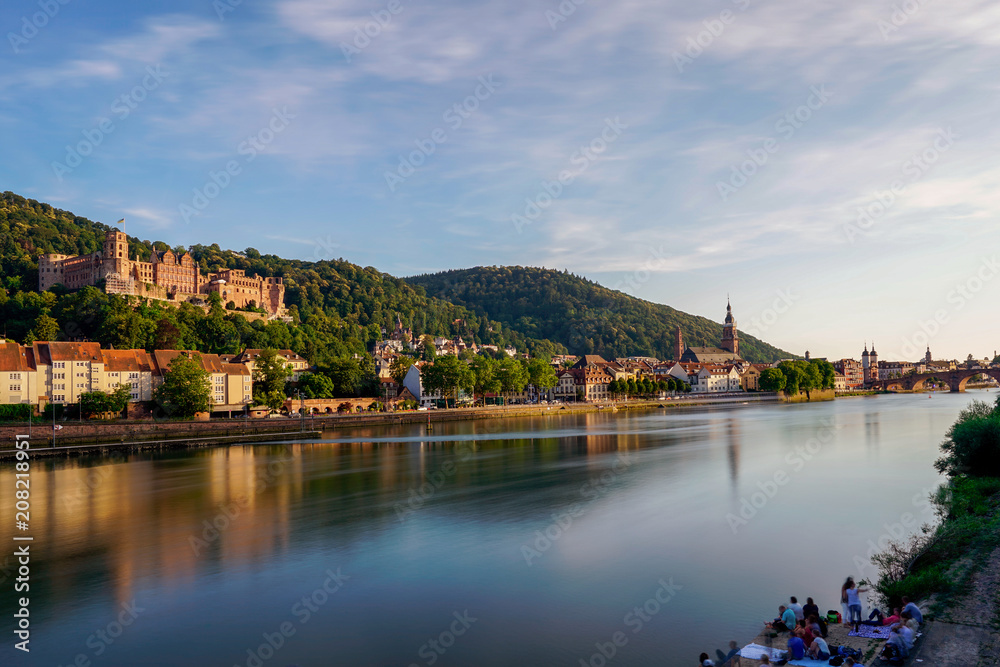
[827,657,843,666]
[817,616,828,637]
[826,610,842,624]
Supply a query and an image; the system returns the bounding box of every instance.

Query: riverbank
[0,392,780,457]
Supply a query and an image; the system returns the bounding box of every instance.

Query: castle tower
[721,299,739,357]
[100,230,133,292]
[674,325,684,360]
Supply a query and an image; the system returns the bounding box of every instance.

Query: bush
[935,399,1000,477]
[0,404,32,421]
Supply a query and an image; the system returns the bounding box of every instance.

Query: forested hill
[1,192,791,365]
[0,192,562,367]
[405,267,792,363]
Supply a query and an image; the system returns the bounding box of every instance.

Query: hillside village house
[232,349,311,381]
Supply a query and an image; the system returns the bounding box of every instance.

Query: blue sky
[2,0,999,360]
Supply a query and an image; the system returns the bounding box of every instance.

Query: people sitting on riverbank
[896,620,915,651]
[902,596,923,623]
[807,613,828,638]
[698,651,715,666]
[807,634,831,660]
[766,604,797,632]
[788,596,804,621]
[862,606,900,626]
[787,631,806,660]
[798,622,815,648]
[714,640,739,665]
[802,596,819,620]
[902,610,919,635]
[879,625,909,663]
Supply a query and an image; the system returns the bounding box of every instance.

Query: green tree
[298,372,335,399]
[496,356,528,403]
[759,368,786,392]
[153,354,212,418]
[423,355,474,406]
[778,361,803,395]
[471,355,500,397]
[526,358,558,393]
[252,348,291,410]
[421,335,437,361]
[80,383,131,418]
[26,313,60,342]
[390,356,416,385]
[935,398,1000,477]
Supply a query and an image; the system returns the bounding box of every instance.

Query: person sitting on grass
[807,634,831,660]
[799,620,815,648]
[884,625,909,660]
[787,629,806,660]
[766,605,797,632]
[807,613,827,638]
[902,610,919,635]
[896,620,915,651]
[901,596,923,624]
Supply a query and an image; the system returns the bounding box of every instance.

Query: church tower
[721,299,739,357]
[674,325,684,361]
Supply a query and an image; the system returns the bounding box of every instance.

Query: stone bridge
[874,368,1000,393]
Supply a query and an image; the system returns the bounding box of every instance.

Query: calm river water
[0,392,984,666]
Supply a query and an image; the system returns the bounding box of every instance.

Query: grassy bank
[874,476,1000,611]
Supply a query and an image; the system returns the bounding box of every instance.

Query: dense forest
[0,192,790,387]
[405,267,792,363]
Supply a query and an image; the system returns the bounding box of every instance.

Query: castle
[673,300,743,363]
[38,230,286,317]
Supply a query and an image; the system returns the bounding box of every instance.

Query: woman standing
[844,578,867,626]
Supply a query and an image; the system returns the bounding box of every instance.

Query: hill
[0,192,791,370]
[405,267,792,363]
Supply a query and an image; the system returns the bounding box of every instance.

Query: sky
[2,0,999,361]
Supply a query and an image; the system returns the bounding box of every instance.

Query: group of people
[765,596,833,661]
[698,582,924,666]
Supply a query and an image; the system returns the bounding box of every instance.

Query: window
[76,383,84,388]
[131,383,138,389]
[77,372,85,378]
[9,385,21,391]
[129,372,139,379]
[54,362,65,369]
[10,373,21,380]
[55,384,65,390]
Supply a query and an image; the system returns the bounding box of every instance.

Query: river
[0,392,983,666]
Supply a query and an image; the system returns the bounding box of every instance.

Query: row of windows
[9,385,21,391]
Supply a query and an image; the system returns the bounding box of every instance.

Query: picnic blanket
[787,658,834,667]
[848,624,892,639]
[738,643,787,661]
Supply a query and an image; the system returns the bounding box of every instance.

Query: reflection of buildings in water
[865,408,880,447]
[725,418,742,486]
[19,447,313,612]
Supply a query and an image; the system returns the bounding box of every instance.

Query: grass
[874,477,1000,611]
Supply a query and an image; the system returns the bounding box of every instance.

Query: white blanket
[738,643,788,661]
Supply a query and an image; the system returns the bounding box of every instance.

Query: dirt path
[910,545,1000,666]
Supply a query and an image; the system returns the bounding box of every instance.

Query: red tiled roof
[0,342,33,372]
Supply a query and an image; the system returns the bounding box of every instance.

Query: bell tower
[674,325,684,361]
[721,298,739,357]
